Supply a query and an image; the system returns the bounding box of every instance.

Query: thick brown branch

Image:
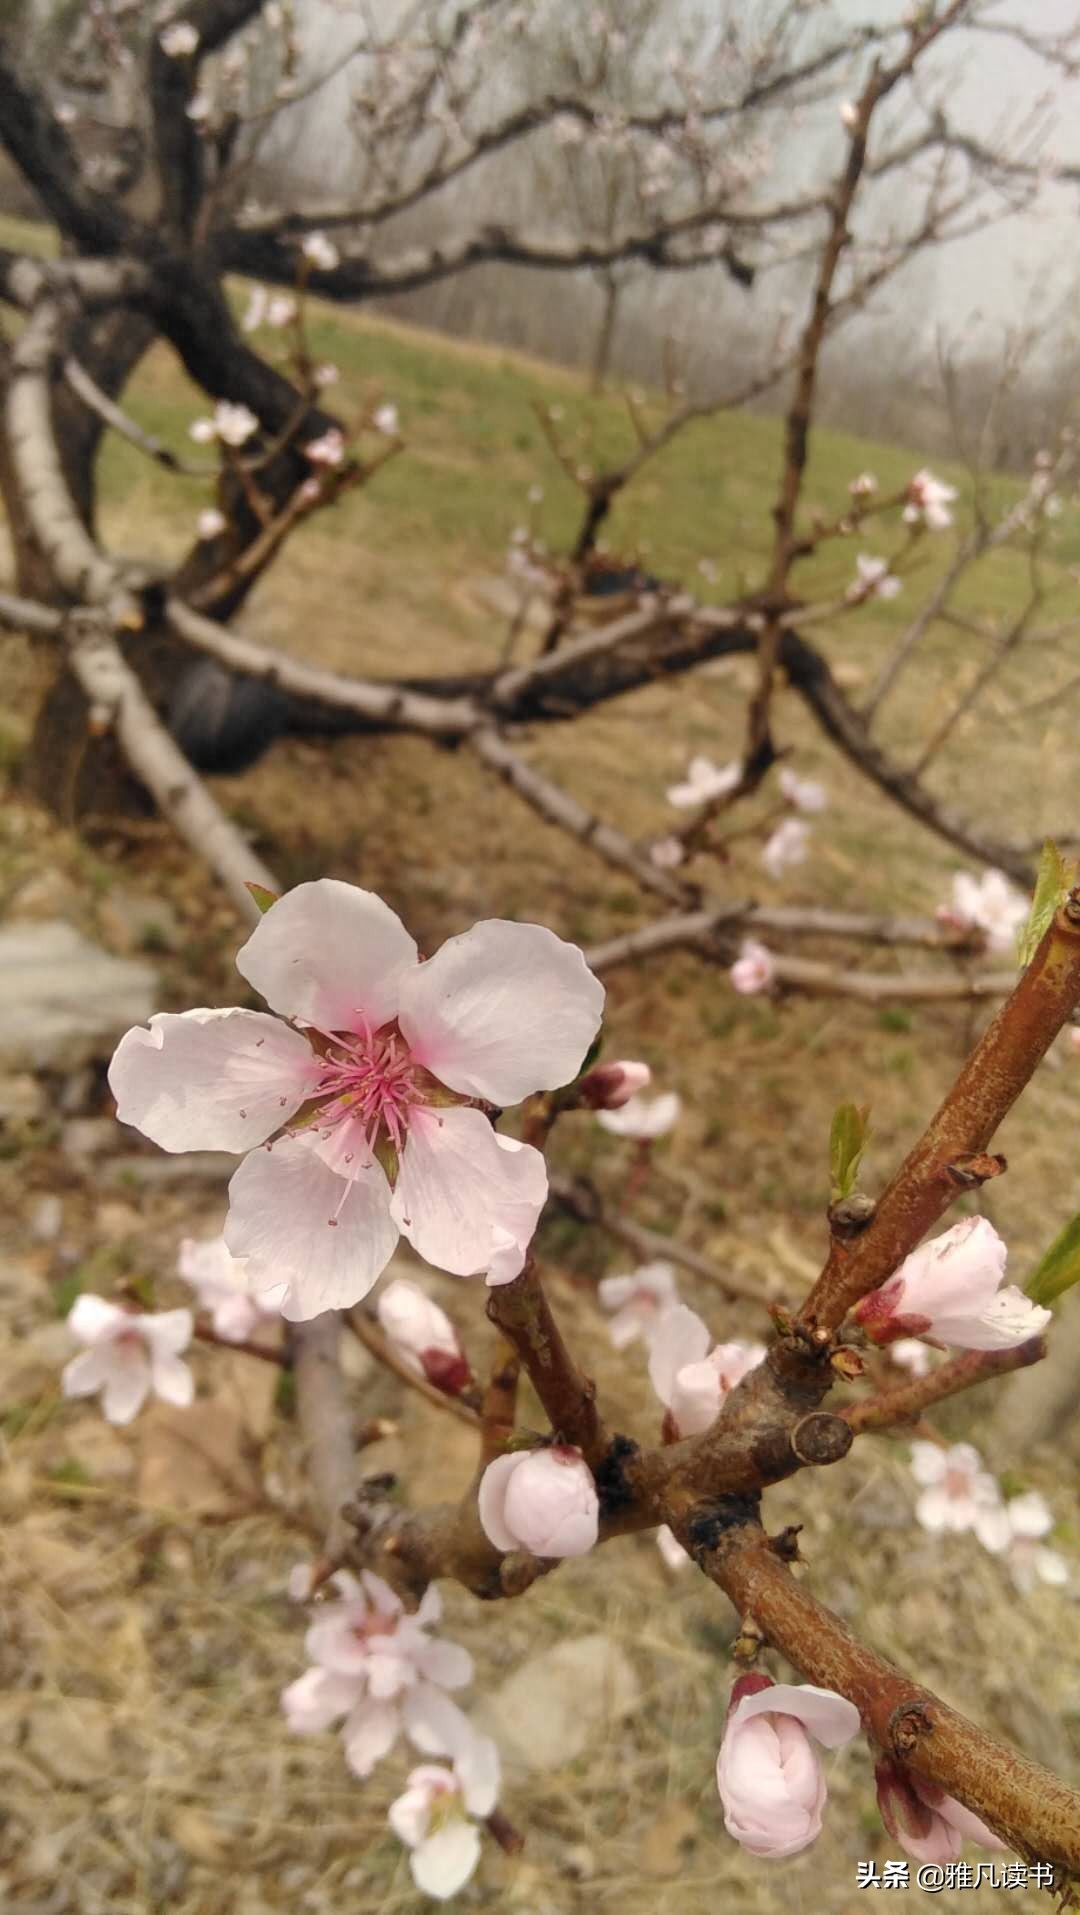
[485,1259,607,1467]
[800,896,1080,1333]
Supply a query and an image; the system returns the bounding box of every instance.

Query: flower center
[944,1467,971,1499]
[309,1019,423,1155]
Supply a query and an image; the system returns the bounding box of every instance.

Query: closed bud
[478,1444,599,1558]
[577,1058,652,1109]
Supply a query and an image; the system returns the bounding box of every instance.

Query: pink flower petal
[391,1106,546,1278]
[648,1304,711,1408]
[342,1697,400,1778]
[236,879,417,1031]
[397,918,603,1105]
[411,1821,481,1899]
[109,1009,317,1153]
[224,1134,398,1318]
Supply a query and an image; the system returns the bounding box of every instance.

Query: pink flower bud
[717,1677,860,1858]
[854,1216,1050,1352]
[478,1445,599,1558]
[874,1759,1006,1864]
[375,1279,468,1393]
[730,940,775,996]
[577,1058,652,1109]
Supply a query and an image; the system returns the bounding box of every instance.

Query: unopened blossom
[478,1444,599,1558]
[943,869,1028,955]
[304,428,346,467]
[855,1216,1050,1352]
[598,1260,679,1350]
[597,1090,681,1139]
[875,1758,1006,1864]
[731,939,775,996]
[667,755,740,809]
[848,553,901,601]
[778,767,828,813]
[301,230,340,271]
[109,880,603,1319]
[283,1571,473,1778]
[849,471,878,498]
[650,835,686,870]
[649,1305,765,1438]
[313,361,340,387]
[178,1233,283,1342]
[160,20,199,56]
[761,817,809,879]
[62,1295,194,1426]
[839,100,859,130]
[576,1058,651,1109]
[185,90,211,121]
[389,1727,500,1901]
[189,401,259,448]
[375,1277,468,1393]
[242,286,296,331]
[655,1524,691,1571]
[973,1489,1068,1590]
[909,1440,1002,1536]
[903,468,958,530]
[373,402,399,436]
[889,1337,933,1378]
[718,1674,861,1859]
[197,507,226,540]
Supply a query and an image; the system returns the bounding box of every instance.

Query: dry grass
[2,281,1080,1913]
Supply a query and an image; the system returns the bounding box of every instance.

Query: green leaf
[245,881,280,915]
[829,1101,871,1204]
[1026,1213,1080,1306]
[1017,840,1071,966]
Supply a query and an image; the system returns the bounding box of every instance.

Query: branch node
[945,1150,1007,1188]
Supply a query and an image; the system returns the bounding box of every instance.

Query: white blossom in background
[109,881,603,1319]
[282,1571,474,1778]
[313,361,340,388]
[242,286,297,332]
[389,1726,500,1901]
[160,20,199,56]
[304,428,346,467]
[839,100,859,130]
[718,1675,861,1859]
[849,472,878,498]
[941,869,1029,955]
[177,1233,283,1342]
[761,817,809,879]
[730,939,775,996]
[373,403,399,436]
[973,1490,1068,1591]
[778,768,828,813]
[889,1338,933,1378]
[667,755,740,809]
[301,231,340,272]
[903,468,958,530]
[196,507,226,540]
[478,1445,599,1558]
[847,554,901,602]
[650,835,686,870]
[375,1277,468,1393]
[908,1441,1003,1536]
[855,1216,1050,1352]
[649,1305,765,1438]
[598,1261,679,1350]
[185,90,212,122]
[597,1090,681,1139]
[189,401,259,447]
[62,1296,194,1425]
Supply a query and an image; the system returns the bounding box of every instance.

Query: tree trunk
[590,271,619,396]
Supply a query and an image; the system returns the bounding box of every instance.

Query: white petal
[388,1779,438,1848]
[402,1684,473,1757]
[457,1728,501,1819]
[415,1637,473,1690]
[476,1451,524,1553]
[66,1294,128,1345]
[1005,1492,1054,1540]
[908,1440,947,1486]
[1035,1547,1069,1586]
[235,879,417,1030]
[101,1359,152,1425]
[109,1009,317,1153]
[151,1354,195,1408]
[342,1697,400,1778]
[61,1347,113,1398]
[281,1665,360,1732]
[648,1305,711,1408]
[391,1107,545,1278]
[733,1682,861,1749]
[224,1135,398,1318]
[397,918,604,1105]
[139,1309,194,1357]
[411,1822,481,1900]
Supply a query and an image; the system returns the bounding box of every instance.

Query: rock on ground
[0,921,157,1070]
